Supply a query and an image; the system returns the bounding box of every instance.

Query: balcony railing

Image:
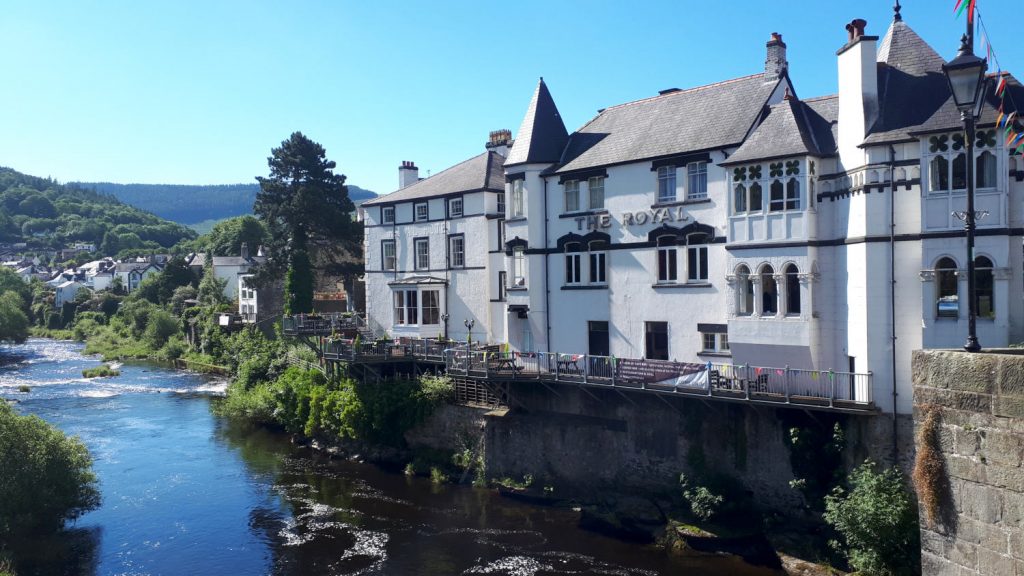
[282,313,365,335]
[312,335,875,413]
[442,350,873,411]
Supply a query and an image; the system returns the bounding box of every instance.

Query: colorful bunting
[996,74,1008,97]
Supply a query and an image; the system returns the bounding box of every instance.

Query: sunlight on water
[0,339,772,576]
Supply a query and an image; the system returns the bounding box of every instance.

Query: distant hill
[73,182,377,226]
[0,167,196,256]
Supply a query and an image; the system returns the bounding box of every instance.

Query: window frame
[656,237,678,284]
[415,202,429,222]
[564,179,580,213]
[382,206,395,224]
[588,176,605,210]
[422,289,440,325]
[657,165,676,203]
[644,321,669,360]
[497,271,507,301]
[382,239,396,271]
[975,255,995,319]
[935,257,959,318]
[760,264,778,316]
[589,249,606,284]
[511,180,524,217]
[496,192,505,215]
[512,246,526,287]
[784,263,801,316]
[564,251,582,285]
[414,237,430,270]
[448,234,465,269]
[448,197,463,218]
[687,161,708,200]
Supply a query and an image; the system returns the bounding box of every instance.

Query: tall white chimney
[837,18,879,171]
[398,161,419,189]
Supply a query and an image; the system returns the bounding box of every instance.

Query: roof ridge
[384,151,489,196]
[803,94,838,102]
[599,72,766,113]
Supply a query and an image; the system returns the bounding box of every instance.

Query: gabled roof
[115,261,160,273]
[363,151,505,206]
[505,78,569,166]
[212,255,265,268]
[551,74,783,175]
[723,95,838,165]
[863,19,953,145]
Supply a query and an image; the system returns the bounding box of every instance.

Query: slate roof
[908,73,1024,137]
[363,151,505,206]
[506,78,569,166]
[115,262,160,273]
[861,19,950,145]
[212,255,265,267]
[549,74,783,175]
[723,95,839,165]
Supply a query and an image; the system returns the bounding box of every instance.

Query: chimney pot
[846,19,867,42]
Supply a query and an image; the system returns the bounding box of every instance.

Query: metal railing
[442,350,874,410]
[282,313,365,335]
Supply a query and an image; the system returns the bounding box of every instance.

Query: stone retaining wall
[913,349,1024,575]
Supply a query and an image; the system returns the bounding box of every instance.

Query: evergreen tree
[254,132,360,314]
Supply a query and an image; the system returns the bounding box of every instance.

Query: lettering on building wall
[575,207,691,231]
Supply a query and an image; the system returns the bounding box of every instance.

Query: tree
[254,132,361,314]
[201,215,268,257]
[197,261,228,307]
[0,292,28,343]
[0,402,100,536]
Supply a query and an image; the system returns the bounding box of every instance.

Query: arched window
[769,180,785,212]
[760,264,778,315]
[656,236,677,283]
[734,184,747,214]
[976,151,997,189]
[564,242,582,285]
[936,257,959,317]
[975,256,994,319]
[686,233,708,282]
[785,264,801,315]
[749,182,763,212]
[589,241,607,284]
[736,265,753,316]
[786,178,800,210]
[952,153,967,190]
[930,156,949,192]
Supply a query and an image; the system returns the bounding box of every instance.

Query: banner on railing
[617,359,708,388]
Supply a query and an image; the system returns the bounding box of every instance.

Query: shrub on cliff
[823,459,920,575]
[0,402,100,537]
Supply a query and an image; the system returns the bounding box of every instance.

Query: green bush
[217,380,276,424]
[82,365,120,378]
[0,402,100,536]
[823,460,920,575]
[143,310,178,349]
[679,473,724,521]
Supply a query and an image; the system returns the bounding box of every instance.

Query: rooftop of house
[363,151,506,206]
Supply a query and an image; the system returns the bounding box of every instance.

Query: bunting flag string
[968,4,1024,156]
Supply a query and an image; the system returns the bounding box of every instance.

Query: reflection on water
[2,340,775,575]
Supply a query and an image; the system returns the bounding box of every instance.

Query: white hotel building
[364,7,1024,416]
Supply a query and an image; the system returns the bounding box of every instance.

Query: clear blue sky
[1,1,1019,196]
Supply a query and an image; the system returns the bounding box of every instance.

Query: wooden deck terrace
[282,313,365,336]
[314,337,877,415]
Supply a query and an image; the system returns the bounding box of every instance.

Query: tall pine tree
[253,132,360,314]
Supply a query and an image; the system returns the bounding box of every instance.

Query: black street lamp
[464,319,475,347]
[943,32,988,352]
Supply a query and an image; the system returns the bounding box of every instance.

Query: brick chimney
[398,161,419,189]
[485,129,513,157]
[765,32,788,81]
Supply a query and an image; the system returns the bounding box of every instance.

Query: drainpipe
[543,176,551,351]
[444,215,450,340]
[889,145,899,462]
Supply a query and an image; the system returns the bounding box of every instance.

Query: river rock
[665,524,782,570]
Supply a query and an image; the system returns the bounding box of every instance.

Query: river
[0,339,774,576]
